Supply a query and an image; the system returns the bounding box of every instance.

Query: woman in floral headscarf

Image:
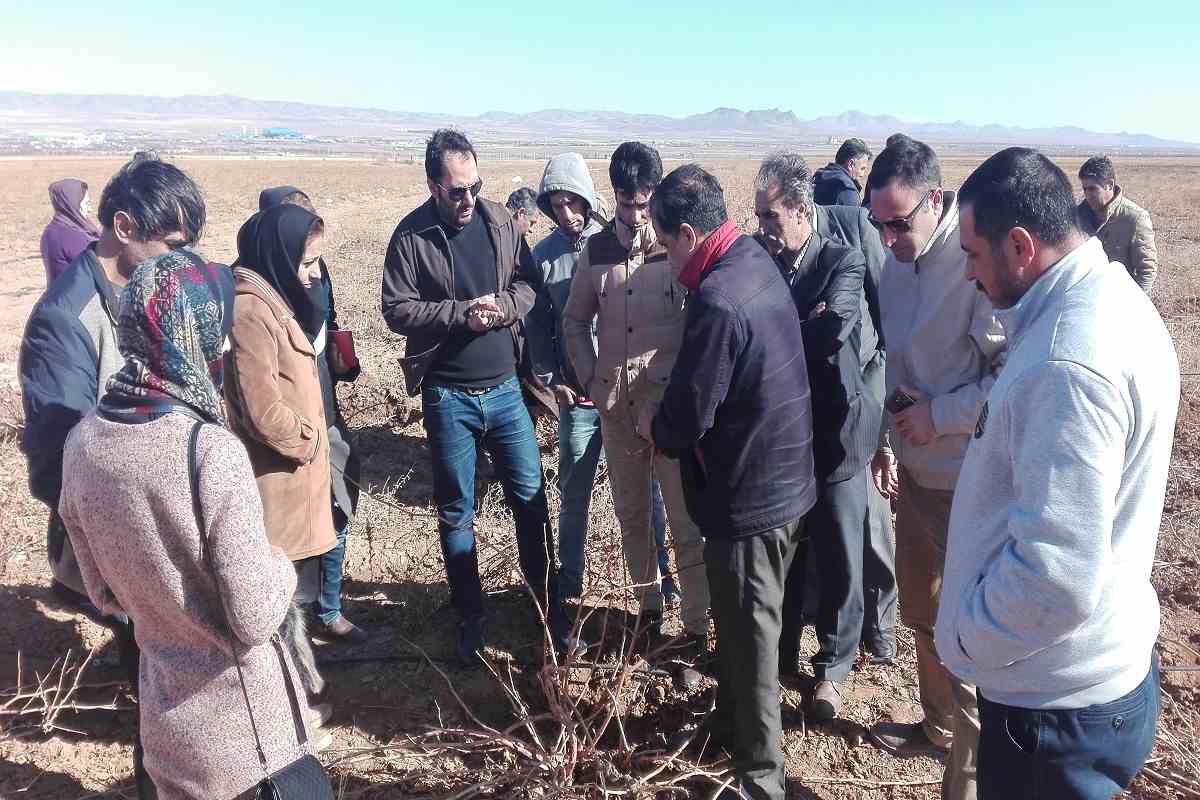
[58,250,318,799]
[40,178,100,284]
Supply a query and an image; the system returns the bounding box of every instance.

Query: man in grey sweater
[865,139,1006,800]
[937,147,1177,800]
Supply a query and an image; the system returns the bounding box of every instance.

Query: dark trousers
[706,517,806,800]
[780,470,867,681]
[977,658,1159,800]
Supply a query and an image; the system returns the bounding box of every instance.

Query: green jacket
[1076,186,1158,295]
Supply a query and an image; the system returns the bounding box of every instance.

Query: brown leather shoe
[319,614,368,644]
[869,720,951,757]
[809,679,844,721]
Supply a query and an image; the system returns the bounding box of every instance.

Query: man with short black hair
[640,164,816,800]
[22,156,205,603]
[753,153,882,721]
[941,147,1176,799]
[506,186,540,241]
[865,139,1006,800]
[381,129,569,665]
[20,154,206,800]
[1075,155,1158,294]
[813,138,872,206]
[563,143,710,678]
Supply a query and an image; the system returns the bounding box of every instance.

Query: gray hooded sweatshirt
[528,153,603,393]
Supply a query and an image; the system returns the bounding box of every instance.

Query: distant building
[262,127,304,139]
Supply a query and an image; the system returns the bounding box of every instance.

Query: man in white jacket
[865,139,1006,800]
[937,147,1177,800]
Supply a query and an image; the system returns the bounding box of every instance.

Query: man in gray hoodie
[526,154,606,600]
[937,148,1177,800]
[865,139,1006,800]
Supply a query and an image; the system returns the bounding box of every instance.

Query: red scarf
[677,219,740,291]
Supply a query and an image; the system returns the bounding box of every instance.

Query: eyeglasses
[868,191,932,234]
[437,178,484,203]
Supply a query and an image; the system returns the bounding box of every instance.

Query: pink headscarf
[48,179,100,239]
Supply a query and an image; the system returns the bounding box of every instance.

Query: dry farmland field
[0,154,1197,799]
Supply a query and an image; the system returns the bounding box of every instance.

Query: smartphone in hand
[886,388,917,414]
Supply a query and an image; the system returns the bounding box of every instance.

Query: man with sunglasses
[864,139,1005,800]
[382,129,570,667]
[20,154,206,800]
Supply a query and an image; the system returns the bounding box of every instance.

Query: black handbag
[187,421,335,800]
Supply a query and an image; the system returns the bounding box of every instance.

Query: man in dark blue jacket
[638,164,816,800]
[19,155,205,800]
[21,156,205,603]
[813,138,872,206]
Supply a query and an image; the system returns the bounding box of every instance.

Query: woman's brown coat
[225,267,335,561]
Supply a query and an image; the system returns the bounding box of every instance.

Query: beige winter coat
[562,220,688,419]
[225,268,336,562]
[1076,186,1158,294]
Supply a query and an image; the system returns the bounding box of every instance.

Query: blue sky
[4,0,1198,141]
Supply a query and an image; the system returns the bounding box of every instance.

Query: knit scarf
[99,251,235,424]
[677,220,741,291]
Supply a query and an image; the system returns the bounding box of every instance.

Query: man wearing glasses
[864,139,1005,800]
[382,129,570,666]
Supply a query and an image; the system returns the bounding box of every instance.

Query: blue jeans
[650,480,671,587]
[977,657,1159,799]
[556,403,604,598]
[314,523,348,625]
[422,376,556,622]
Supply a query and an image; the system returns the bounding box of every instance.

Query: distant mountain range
[1,91,1194,149]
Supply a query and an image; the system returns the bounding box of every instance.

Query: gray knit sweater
[59,413,314,799]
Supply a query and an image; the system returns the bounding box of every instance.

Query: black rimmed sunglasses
[437,178,484,203]
[868,190,932,234]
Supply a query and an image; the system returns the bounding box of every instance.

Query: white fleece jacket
[879,191,1007,490]
[935,237,1179,709]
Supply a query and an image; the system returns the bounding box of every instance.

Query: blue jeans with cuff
[422,376,557,622]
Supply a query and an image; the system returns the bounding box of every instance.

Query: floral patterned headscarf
[100,250,235,424]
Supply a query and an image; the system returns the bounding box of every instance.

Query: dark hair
[885,133,912,149]
[835,137,872,166]
[754,152,813,211]
[958,147,1078,248]
[506,187,537,215]
[98,156,206,244]
[1078,155,1117,186]
[866,138,941,193]
[609,141,662,195]
[424,129,477,183]
[281,191,315,213]
[650,164,728,237]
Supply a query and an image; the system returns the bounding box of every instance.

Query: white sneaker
[305,702,334,751]
[306,702,333,728]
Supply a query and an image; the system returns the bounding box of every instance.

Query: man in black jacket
[754,154,882,722]
[638,164,816,800]
[770,152,899,667]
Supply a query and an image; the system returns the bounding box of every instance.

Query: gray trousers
[707,517,806,800]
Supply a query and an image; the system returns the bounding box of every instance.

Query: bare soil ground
[0,155,1196,799]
